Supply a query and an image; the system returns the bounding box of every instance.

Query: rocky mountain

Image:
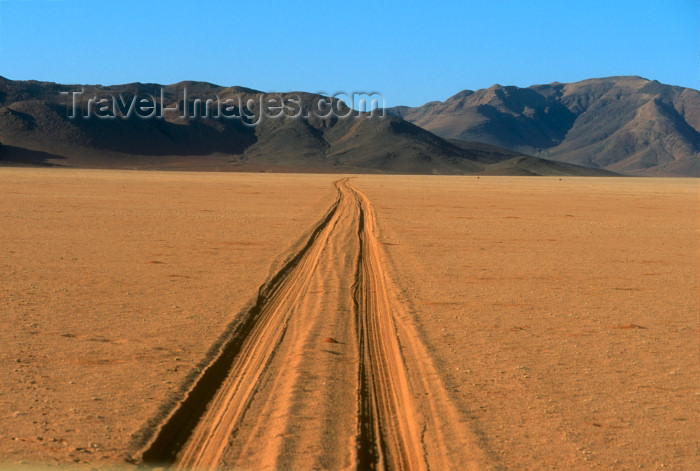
[387,77,699,176]
[0,77,612,176]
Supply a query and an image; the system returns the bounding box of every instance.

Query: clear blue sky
[0,0,697,106]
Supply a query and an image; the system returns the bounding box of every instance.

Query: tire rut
[138,181,345,469]
[349,182,491,470]
[351,183,425,470]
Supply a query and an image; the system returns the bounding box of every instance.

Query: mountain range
[388,76,699,176]
[1,76,696,176]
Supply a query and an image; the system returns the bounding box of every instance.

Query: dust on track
[137,179,490,470]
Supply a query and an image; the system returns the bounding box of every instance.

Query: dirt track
[138,179,487,470]
[2,171,696,469]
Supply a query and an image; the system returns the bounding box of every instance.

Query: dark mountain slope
[0,77,612,176]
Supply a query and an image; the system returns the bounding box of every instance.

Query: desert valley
[0,55,699,471]
[3,0,699,468]
[0,168,697,470]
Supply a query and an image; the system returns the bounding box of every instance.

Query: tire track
[138,178,489,470]
[349,182,491,471]
[216,180,361,470]
[138,181,345,469]
[351,183,425,470]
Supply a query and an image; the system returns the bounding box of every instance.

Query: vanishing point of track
[138,179,488,470]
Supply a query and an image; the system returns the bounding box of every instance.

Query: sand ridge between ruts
[137,179,490,470]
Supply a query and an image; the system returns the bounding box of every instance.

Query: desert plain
[0,168,698,470]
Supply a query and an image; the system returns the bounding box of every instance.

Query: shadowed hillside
[0,77,613,176]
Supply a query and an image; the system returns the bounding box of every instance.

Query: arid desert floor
[0,169,698,470]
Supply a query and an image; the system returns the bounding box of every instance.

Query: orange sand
[1,170,697,469]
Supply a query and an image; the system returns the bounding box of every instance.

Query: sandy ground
[0,169,336,468]
[354,175,699,470]
[1,170,698,470]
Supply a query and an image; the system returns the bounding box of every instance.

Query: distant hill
[0,77,613,176]
[387,77,699,176]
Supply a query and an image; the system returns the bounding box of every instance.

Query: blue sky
[0,0,697,106]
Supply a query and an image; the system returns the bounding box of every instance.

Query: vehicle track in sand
[138,179,490,470]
